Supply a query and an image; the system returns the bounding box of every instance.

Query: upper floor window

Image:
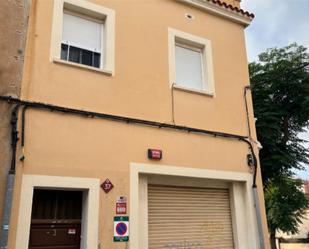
[175,42,204,90]
[168,28,215,95]
[61,12,102,68]
[51,0,115,75]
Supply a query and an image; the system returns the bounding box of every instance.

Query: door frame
[15,175,100,249]
[130,162,259,249]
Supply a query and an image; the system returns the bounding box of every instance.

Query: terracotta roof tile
[205,0,255,19]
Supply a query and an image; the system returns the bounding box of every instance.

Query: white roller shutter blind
[62,13,102,52]
[175,45,204,90]
[148,185,234,249]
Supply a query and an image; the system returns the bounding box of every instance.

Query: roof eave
[177,0,253,27]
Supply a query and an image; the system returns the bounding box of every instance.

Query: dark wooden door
[28,190,82,249]
[29,223,81,249]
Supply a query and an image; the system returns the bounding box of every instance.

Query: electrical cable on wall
[1,94,255,156]
[1,94,261,247]
[1,94,259,189]
[244,85,252,139]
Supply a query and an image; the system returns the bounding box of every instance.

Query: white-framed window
[61,11,103,68]
[168,28,215,95]
[50,0,115,75]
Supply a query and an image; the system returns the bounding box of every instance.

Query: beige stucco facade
[1,0,270,248]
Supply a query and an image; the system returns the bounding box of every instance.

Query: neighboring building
[0,0,270,249]
[0,0,30,248]
[303,180,309,195]
[277,180,309,249]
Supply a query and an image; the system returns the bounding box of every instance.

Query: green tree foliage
[249,44,309,248]
[265,177,309,248]
[265,177,308,234]
[250,43,309,182]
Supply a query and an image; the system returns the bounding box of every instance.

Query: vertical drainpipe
[0,104,20,249]
[251,157,266,249]
[253,185,266,249]
[244,86,265,249]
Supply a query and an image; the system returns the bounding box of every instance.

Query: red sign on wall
[148,149,162,160]
[116,203,127,214]
[101,179,114,193]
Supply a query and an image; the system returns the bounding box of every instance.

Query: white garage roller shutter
[148,185,235,249]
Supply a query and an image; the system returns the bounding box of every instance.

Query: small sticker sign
[68,228,76,235]
[101,179,114,193]
[114,216,129,242]
[116,196,127,214]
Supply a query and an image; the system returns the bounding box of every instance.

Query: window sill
[53,58,113,76]
[173,84,214,97]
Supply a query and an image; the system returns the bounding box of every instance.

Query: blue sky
[241,0,309,62]
[241,0,309,179]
